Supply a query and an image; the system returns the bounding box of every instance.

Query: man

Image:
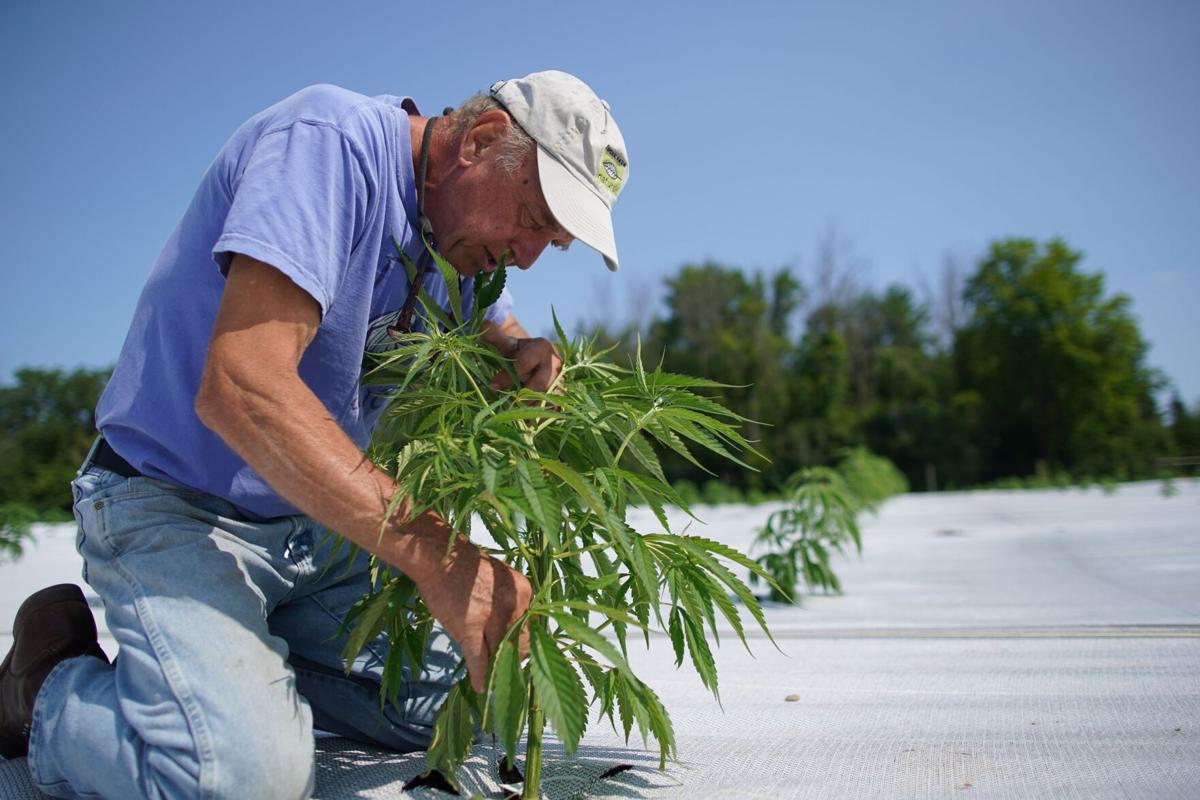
[0,70,629,799]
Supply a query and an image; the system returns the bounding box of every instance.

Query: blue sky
[2,1,1197,402]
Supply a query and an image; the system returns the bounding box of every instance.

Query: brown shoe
[0,584,108,759]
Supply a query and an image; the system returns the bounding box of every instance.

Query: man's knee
[203,713,315,800]
[141,698,315,800]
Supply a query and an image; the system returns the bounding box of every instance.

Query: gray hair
[446,94,535,175]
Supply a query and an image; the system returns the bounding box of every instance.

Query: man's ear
[458,109,512,165]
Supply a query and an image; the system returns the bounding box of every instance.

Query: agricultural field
[2,481,1198,799]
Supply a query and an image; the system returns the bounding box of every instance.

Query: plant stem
[523,684,545,799]
[523,533,553,798]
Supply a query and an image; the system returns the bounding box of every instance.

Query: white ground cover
[2,481,1198,799]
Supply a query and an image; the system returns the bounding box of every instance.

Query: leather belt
[92,437,142,479]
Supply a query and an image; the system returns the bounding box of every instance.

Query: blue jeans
[27,465,461,800]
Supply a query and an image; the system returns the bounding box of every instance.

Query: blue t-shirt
[96,84,514,519]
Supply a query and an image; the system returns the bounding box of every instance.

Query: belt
[91,437,142,479]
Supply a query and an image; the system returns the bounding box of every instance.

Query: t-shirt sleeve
[483,286,515,326]
[213,121,369,315]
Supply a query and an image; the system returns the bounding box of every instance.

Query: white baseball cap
[490,71,629,272]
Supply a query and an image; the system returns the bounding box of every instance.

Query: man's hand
[403,517,532,693]
[481,315,564,394]
[489,337,564,394]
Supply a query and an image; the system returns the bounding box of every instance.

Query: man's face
[425,113,573,277]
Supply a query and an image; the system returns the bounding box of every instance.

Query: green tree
[0,367,110,513]
[955,238,1164,480]
[646,262,804,487]
[1167,395,1200,460]
[777,329,852,477]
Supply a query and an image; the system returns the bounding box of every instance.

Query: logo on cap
[597,146,626,198]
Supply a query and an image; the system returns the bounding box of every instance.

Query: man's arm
[195,254,530,691]
[481,313,563,393]
[492,313,532,341]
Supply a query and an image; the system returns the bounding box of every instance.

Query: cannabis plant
[340,243,776,797]
[835,447,908,513]
[0,502,36,563]
[751,467,862,602]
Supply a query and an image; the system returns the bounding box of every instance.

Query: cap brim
[536,146,619,272]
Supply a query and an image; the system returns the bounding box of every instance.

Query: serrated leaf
[476,262,507,311]
[613,672,636,742]
[340,580,398,667]
[539,459,637,569]
[425,678,477,787]
[682,610,719,700]
[529,625,587,753]
[631,679,677,768]
[488,638,525,766]
[657,534,779,648]
[667,606,685,667]
[541,599,647,632]
[516,459,560,544]
[548,611,635,682]
[423,243,464,326]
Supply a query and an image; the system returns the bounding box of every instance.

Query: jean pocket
[93,488,218,560]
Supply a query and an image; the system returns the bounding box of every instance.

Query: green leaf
[475,261,507,312]
[548,611,635,682]
[682,610,719,700]
[529,625,587,753]
[540,600,648,633]
[667,606,685,667]
[516,459,560,544]
[631,679,677,768]
[539,459,638,570]
[613,671,637,742]
[653,534,775,649]
[423,242,464,326]
[486,407,567,428]
[340,580,400,667]
[703,570,747,649]
[606,372,733,393]
[416,285,459,331]
[663,412,754,470]
[630,535,663,630]
[425,678,478,788]
[488,638,526,767]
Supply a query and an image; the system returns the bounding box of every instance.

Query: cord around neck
[416,115,438,243]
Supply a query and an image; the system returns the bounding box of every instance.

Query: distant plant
[835,447,907,512]
[1160,473,1179,498]
[750,449,906,603]
[744,488,773,506]
[981,473,1121,493]
[0,502,37,562]
[751,467,862,603]
[700,479,743,506]
[670,479,702,507]
[339,245,776,797]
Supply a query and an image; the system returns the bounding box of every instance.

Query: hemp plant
[338,240,777,797]
[751,467,862,603]
[752,449,907,603]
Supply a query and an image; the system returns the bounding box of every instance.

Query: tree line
[587,236,1200,492]
[2,236,1199,524]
